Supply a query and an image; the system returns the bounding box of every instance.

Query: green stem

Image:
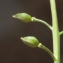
[31,17,52,30]
[59,31,63,35]
[38,43,56,61]
[50,0,60,63]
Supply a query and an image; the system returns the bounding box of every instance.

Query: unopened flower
[21,36,39,48]
[12,13,32,22]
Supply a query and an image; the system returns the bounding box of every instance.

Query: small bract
[21,36,39,48]
[12,13,32,22]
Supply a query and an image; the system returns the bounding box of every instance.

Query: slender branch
[31,17,52,30]
[59,31,63,35]
[50,0,60,63]
[38,43,56,61]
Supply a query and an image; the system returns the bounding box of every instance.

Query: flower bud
[21,36,39,48]
[12,13,32,22]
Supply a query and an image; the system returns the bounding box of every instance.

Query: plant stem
[59,31,63,35]
[31,17,52,30]
[50,0,60,63]
[38,43,56,61]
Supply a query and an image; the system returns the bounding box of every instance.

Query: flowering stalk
[31,17,52,30]
[59,31,63,35]
[50,0,60,63]
[38,43,56,61]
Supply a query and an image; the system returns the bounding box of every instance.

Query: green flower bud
[12,13,32,22]
[21,36,39,48]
